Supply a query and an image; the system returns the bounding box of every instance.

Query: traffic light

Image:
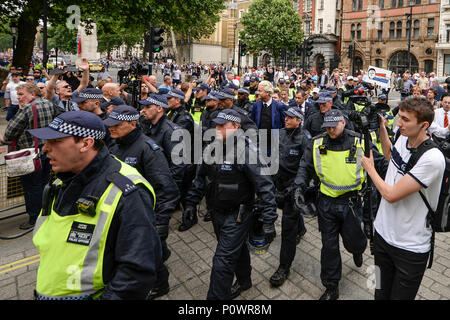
[150,26,164,53]
[296,44,303,56]
[240,42,247,56]
[305,39,314,57]
[348,45,353,59]
[144,32,151,53]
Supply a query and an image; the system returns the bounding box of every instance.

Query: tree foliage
[239,0,304,61]
[0,0,226,72]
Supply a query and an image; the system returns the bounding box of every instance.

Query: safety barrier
[0,163,25,214]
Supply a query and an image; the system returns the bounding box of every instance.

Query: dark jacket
[167,104,195,137]
[251,99,286,129]
[303,107,354,138]
[234,99,253,115]
[141,114,186,187]
[52,146,162,299]
[109,128,180,226]
[231,105,258,131]
[185,131,278,225]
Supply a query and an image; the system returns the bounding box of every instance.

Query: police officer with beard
[269,107,309,288]
[292,109,387,300]
[183,109,277,300]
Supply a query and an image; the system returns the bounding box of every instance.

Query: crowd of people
[0,58,447,301]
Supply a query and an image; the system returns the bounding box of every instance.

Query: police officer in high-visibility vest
[248,77,259,102]
[190,83,209,125]
[339,76,356,108]
[292,109,386,300]
[29,111,166,300]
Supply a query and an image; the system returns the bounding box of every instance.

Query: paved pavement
[0,73,449,300]
[1,201,450,300]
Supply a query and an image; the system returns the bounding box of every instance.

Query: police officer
[234,88,253,115]
[327,86,344,110]
[189,83,209,124]
[139,94,186,190]
[269,107,309,288]
[218,87,258,132]
[71,88,115,148]
[183,109,278,300]
[339,76,356,107]
[29,111,165,300]
[303,90,354,137]
[200,92,221,133]
[292,109,387,300]
[248,77,259,102]
[104,105,180,267]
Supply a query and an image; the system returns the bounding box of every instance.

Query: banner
[366,66,392,89]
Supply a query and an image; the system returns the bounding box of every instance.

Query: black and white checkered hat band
[145,97,168,108]
[167,91,184,99]
[287,108,303,119]
[217,112,241,123]
[324,115,344,123]
[109,111,139,122]
[79,92,104,100]
[49,119,106,140]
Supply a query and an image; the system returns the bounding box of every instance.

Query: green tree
[239,0,304,62]
[47,24,77,54]
[0,0,226,73]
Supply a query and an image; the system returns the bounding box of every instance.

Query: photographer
[361,98,445,300]
[396,73,414,101]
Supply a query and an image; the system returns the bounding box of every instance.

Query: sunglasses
[62,85,71,89]
[26,78,34,81]
[37,86,45,89]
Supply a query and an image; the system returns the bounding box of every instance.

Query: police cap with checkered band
[103,105,140,127]
[28,111,106,140]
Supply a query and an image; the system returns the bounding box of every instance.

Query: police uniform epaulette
[344,129,362,138]
[312,132,327,140]
[106,172,138,196]
[146,139,161,151]
[167,121,180,131]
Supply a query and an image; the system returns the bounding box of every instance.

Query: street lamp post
[406,0,414,73]
[232,23,237,67]
[10,22,18,64]
[42,0,48,69]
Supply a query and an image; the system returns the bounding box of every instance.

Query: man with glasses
[35,83,47,99]
[46,58,90,112]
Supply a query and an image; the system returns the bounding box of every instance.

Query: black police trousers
[280,196,306,269]
[317,194,367,290]
[207,207,252,300]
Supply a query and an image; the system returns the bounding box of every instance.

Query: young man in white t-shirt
[362,98,445,300]
[4,72,25,120]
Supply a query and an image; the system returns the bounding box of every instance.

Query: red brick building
[341,0,440,75]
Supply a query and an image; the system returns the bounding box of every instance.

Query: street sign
[366,66,392,89]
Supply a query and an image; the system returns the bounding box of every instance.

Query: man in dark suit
[319,70,329,90]
[251,80,286,156]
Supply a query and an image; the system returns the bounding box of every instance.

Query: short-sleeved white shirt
[6,81,25,105]
[374,134,445,253]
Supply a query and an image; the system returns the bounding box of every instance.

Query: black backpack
[395,132,450,268]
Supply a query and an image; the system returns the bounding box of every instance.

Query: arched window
[357,23,362,40]
[389,22,395,39]
[388,51,419,74]
[396,21,402,39]
[351,24,356,40]
[413,19,420,39]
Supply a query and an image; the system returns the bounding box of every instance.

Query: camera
[348,94,390,131]
[128,58,150,76]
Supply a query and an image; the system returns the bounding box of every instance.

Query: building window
[358,0,363,10]
[319,0,324,10]
[376,59,383,68]
[427,18,434,38]
[396,21,402,39]
[413,19,420,39]
[351,24,356,40]
[305,21,311,36]
[398,0,403,7]
[446,24,450,42]
[424,60,433,74]
[406,19,411,39]
[357,23,362,40]
[391,0,396,8]
[305,0,312,12]
[390,22,395,39]
[352,0,357,11]
[378,22,383,40]
[319,19,323,34]
[445,55,450,75]
[380,0,384,9]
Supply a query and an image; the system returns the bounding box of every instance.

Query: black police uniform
[141,114,186,188]
[303,107,354,138]
[273,126,309,274]
[201,106,220,133]
[233,99,253,116]
[109,127,180,261]
[185,131,277,300]
[49,146,167,299]
[230,105,258,131]
[294,129,388,297]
